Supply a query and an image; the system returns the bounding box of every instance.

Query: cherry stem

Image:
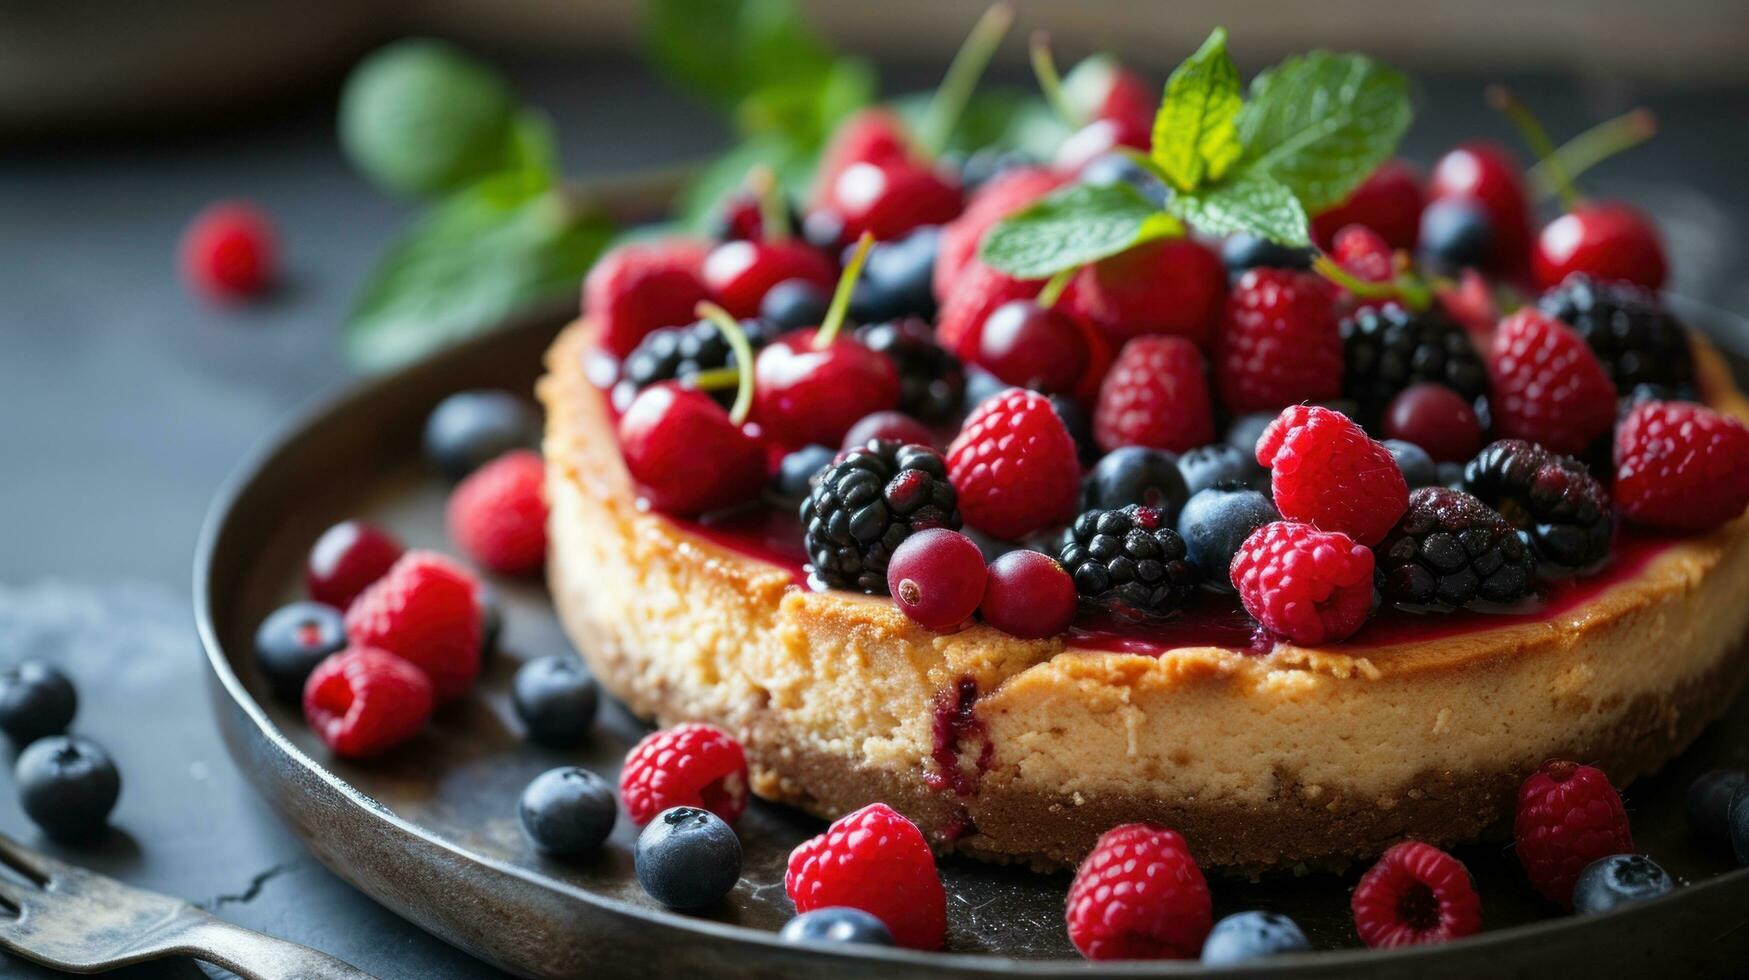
[814,232,875,350]
[1312,253,1432,312]
[747,164,788,243]
[1030,31,1082,127]
[1528,107,1657,204]
[1037,267,1076,309]
[1487,85,1580,211]
[918,3,1016,158]
[694,302,756,426]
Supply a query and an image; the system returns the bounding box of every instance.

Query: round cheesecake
[540,318,1749,873]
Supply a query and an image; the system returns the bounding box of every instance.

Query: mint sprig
[979,182,1181,280]
[1150,27,1242,191]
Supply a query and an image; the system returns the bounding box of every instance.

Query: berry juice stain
[927,677,991,797]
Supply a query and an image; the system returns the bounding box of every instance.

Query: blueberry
[1418,198,1494,274]
[963,366,1012,413]
[1384,439,1439,489]
[1687,769,1747,848]
[423,390,538,480]
[511,656,598,748]
[1048,395,1100,466]
[252,602,345,702]
[1178,486,1281,589]
[1730,783,1749,865]
[848,226,941,323]
[1572,854,1674,915]
[17,735,119,842]
[774,445,835,501]
[1224,412,1276,459]
[1178,443,1263,497]
[518,767,616,857]
[0,661,77,745]
[760,279,830,332]
[1222,233,1313,279]
[1080,152,1169,207]
[1083,447,1189,519]
[1201,910,1311,965]
[635,806,742,910]
[779,907,894,947]
[477,582,503,661]
[956,147,1037,191]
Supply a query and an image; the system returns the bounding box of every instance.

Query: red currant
[1384,383,1483,463]
[307,520,403,610]
[617,383,766,516]
[979,550,1077,639]
[976,300,1091,394]
[753,329,900,448]
[181,201,278,301]
[887,529,987,632]
[1429,141,1533,276]
[1312,159,1425,251]
[842,411,936,451]
[1531,201,1667,292]
[702,239,836,318]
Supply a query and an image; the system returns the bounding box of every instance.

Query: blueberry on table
[779,907,895,947]
[518,767,616,857]
[253,601,346,702]
[1201,910,1311,965]
[0,661,77,745]
[635,806,742,911]
[17,735,120,843]
[1688,770,1747,848]
[1571,854,1674,915]
[511,656,599,748]
[423,390,539,480]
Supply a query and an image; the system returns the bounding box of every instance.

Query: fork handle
[172,916,380,980]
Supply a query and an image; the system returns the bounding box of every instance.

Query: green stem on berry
[918,3,1016,158]
[813,232,875,350]
[1487,85,1580,211]
[1030,30,1082,128]
[1527,107,1657,204]
[748,164,788,243]
[695,302,757,426]
[1036,267,1077,309]
[1312,253,1433,312]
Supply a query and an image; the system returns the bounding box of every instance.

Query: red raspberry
[1614,400,1749,532]
[947,389,1080,540]
[1331,224,1395,285]
[1514,760,1635,907]
[1436,267,1500,343]
[181,200,278,301]
[302,647,434,758]
[582,240,711,357]
[934,167,1066,302]
[785,802,946,950]
[1488,308,1617,456]
[306,520,403,610]
[344,551,483,700]
[1351,841,1482,948]
[1065,238,1227,348]
[1215,269,1344,414]
[1093,336,1215,454]
[1065,823,1211,961]
[935,260,1043,361]
[1256,405,1408,546]
[1230,521,1375,645]
[620,722,749,827]
[446,450,548,576]
[1311,159,1426,251]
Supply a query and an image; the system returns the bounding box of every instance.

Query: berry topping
[1177,486,1280,589]
[254,601,347,702]
[16,734,121,842]
[1687,769,1747,849]
[1255,405,1408,547]
[975,300,1092,395]
[1351,841,1482,947]
[1341,304,1487,423]
[343,551,484,700]
[511,655,599,749]
[1176,443,1264,497]
[1311,159,1425,251]
[1572,854,1673,916]
[1221,233,1313,278]
[1383,382,1484,463]
[518,766,616,857]
[822,160,963,244]
[617,384,767,517]
[1066,238,1227,347]
[1200,911,1311,965]
[306,520,404,610]
[181,200,278,301]
[1515,759,1634,907]
[636,806,743,911]
[618,316,780,402]
[848,225,942,323]
[583,240,711,357]
[785,802,947,950]
[0,662,77,747]
[1385,439,1440,489]
[1417,197,1495,275]
[854,317,966,422]
[934,166,1066,302]
[1094,336,1216,455]
[1487,308,1618,456]
[760,279,830,331]
[772,444,835,502]
[1058,505,1199,620]
[841,411,936,452]
[1536,273,1695,398]
[935,260,1044,361]
[780,908,895,947]
[302,647,435,758]
[1376,487,1535,609]
[1083,446,1190,517]
[1065,823,1212,961]
[803,441,961,592]
[620,722,749,827]
[947,389,1081,540]
[1230,521,1374,644]
[1614,400,1749,532]
[887,529,987,632]
[1463,439,1615,568]
[1216,269,1344,414]
[1429,140,1533,275]
[702,239,838,319]
[1533,201,1667,293]
[446,449,548,576]
[423,389,540,480]
[979,550,1078,639]
[1330,224,1395,286]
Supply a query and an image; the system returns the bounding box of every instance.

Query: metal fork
[0,833,376,979]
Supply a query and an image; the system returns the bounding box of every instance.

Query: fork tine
[0,877,28,915]
[0,834,51,887]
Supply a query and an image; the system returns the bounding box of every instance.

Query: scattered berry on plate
[253,601,347,702]
[1375,487,1535,609]
[1065,822,1212,961]
[447,449,548,576]
[1571,854,1673,915]
[1487,308,1617,456]
[979,550,1077,639]
[1083,447,1190,517]
[1231,521,1374,644]
[1175,443,1263,498]
[854,317,965,422]
[1311,159,1424,251]
[887,529,986,632]
[0,661,77,746]
[779,907,895,947]
[1384,439,1439,489]
[1533,201,1667,293]
[1383,382,1484,463]
[16,734,121,843]
[582,240,711,358]
[1215,269,1343,415]
[1464,439,1615,568]
[635,806,743,911]
[1094,336,1215,455]
[1686,769,1747,849]
[760,279,830,331]
[1614,400,1749,532]
[1256,405,1408,547]
[1200,910,1311,966]
[518,766,616,857]
[1220,233,1312,279]
[975,299,1092,395]
[302,646,435,758]
[1417,197,1494,274]
[1515,760,1634,907]
[511,655,598,748]
[702,239,837,319]
[785,802,946,950]
[620,722,748,827]
[1066,238,1226,348]
[1177,486,1280,589]
[772,444,835,502]
[180,200,278,301]
[1351,841,1481,947]
[841,410,936,452]
[306,519,404,610]
[1341,304,1487,424]
[344,550,483,700]
[423,389,540,481]
[617,383,767,517]
[1537,274,1693,396]
[803,441,961,593]
[947,389,1081,540]
[1058,505,1199,620]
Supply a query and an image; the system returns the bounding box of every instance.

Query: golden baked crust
[539,319,1749,872]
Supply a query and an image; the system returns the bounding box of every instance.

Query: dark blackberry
[1463,439,1615,569]
[1057,505,1199,619]
[620,316,779,402]
[854,317,964,422]
[801,441,960,593]
[1376,487,1535,608]
[1049,394,1100,466]
[1342,303,1487,422]
[1537,273,1695,395]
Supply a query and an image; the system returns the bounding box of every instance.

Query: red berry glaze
[584,240,711,357]
[620,722,749,826]
[824,160,963,243]
[617,384,766,517]
[1488,308,1617,456]
[446,449,548,575]
[785,802,947,950]
[1614,400,1749,531]
[1514,760,1634,907]
[1066,238,1226,347]
[343,551,483,701]
[934,167,1066,302]
[1532,201,1667,292]
[701,239,837,318]
[947,389,1081,540]
[1429,141,1533,276]
[1215,269,1344,414]
[1065,823,1212,961]
[1312,159,1425,251]
[887,529,987,631]
[754,329,901,448]
[975,300,1091,394]
[1256,405,1408,546]
[1351,841,1482,948]
[1384,383,1484,463]
[302,646,435,758]
[306,520,404,610]
[935,261,1045,361]
[1230,521,1375,645]
[1094,336,1215,454]
[979,550,1077,639]
[842,410,936,451]
[181,201,278,301]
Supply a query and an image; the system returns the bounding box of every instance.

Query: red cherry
[1068,237,1226,347]
[753,329,900,448]
[1384,382,1484,463]
[617,384,766,516]
[1311,159,1425,251]
[702,240,837,319]
[1531,201,1667,292]
[842,411,936,451]
[307,520,403,610]
[1093,65,1156,134]
[811,108,911,209]
[823,160,963,243]
[1429,141,1534,276]
[979,550,1077,639]
[1053,117,1151,173]
[887,529,987,632]
[181,201,278,301]
[976,300,1091,395]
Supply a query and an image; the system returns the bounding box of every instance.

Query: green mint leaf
[1167,174,1309,246]
[1150,28,1243,191]
[1233,51,1412,212]
[979,183,1183,280]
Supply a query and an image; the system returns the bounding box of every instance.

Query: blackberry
[1342,304,1487,422]
[1463,439,1615,569]
[620,317,780,401]
[1537,273,1696,396]
[854,317,964,422]
[802,441,960,593]
[1376,487,1535,608]
[1057,505,1199,619]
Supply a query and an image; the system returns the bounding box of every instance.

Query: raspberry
[446,449,548,575]
[947,389,1081,540]
[1614,401,1749,532]
[302,647,434,758]
[1065,238,1227,348]
[1537,273,1696,397]
[582,240,711,357]
[1463,439,1614,568]
[1091,337,1214,454]
[1215,269,1344,414]
[1256,405,1409,546]
[1488,308,1617,456]
[1331,224,1395,285]
[1375,487,1535,608]
[935,260,1043,361]
[620,722,749,827]
[785,802,946,950]
[1065,823,1212,961]
[1514,760,1634,907]
[1230,521,1375,644]
[1351,841,1482,947]
[344,551,483,700]
[180,201,278,301]
[934,167,1066,302]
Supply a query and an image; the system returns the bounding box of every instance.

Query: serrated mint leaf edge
[977,183,1183,280]
[1149,27,1244,192]
[1167,174,1308,246]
